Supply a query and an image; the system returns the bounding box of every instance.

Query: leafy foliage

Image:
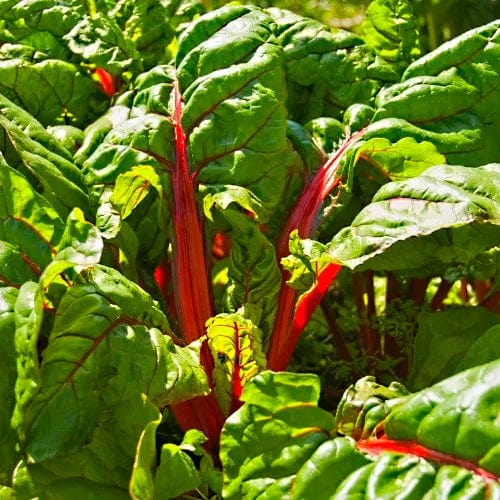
[0,0,499,497]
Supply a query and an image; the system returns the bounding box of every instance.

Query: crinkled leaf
[326,164,500,273]
[408,307,500,390]
[0,98,89,217]
[361,0,420,74]
[12,282,43,442]
[0,164,64,273]
[335,376,409,441]
[46,125,84,155]
[6,0,85,38]
[383,360,500,475]
[303,117,343,156]
[55,207,103,268]
[370,20,500,166]
[0,59,106,127]
[268,8,397,122]
[206,313,266,416]
[22,265,207,462]
[220,370,336,499]
[83,6,302,226]
[65,14,140,75]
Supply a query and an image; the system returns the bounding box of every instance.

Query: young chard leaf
[206,313,266,416]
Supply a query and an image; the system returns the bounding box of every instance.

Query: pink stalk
[358,438,499,483]
[170,80,214,346]
[169,80,225,443]
[268,131,364,371]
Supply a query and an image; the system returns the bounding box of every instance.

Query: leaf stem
[170,80,214,345]
[352,272,379,357]
[268,131,364,370]
[357,438,499,483]
[430,279,453,311]
[406,277,430,307]
[321,298,353,363]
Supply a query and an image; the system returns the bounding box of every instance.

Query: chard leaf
[0,98,89,217]
[409,307,500,390]
[369,20,500,165]
[111,165,163,220]
[456,325,500,374]
[222,371,426,499]
[348,136,446,182]
[131,424,214,500]
[0,164,63,274]
[0,241,38,287]
[22,265,207,462]
[55,207,103,268]
[12,281,44,442]
[361,0,420,74]
[130,416,161,500]
[206,313,266,416]
[325,164,500,273]
[6,0,84,37]
[221,365,500,498]
[268,8,396,122]
[0,59,106,127]
[383,360,500,475]
[154,441,201,499]
[65,14,140,75]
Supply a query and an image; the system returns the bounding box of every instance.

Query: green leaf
[131,423,216,500]
[154,443,201,499]
[385,360,500,475]
[456,325,500,374]
[21,265,206,462]
[220,370,336,499]
[268,8,397,122]
[0,99,89,218]
[370,21,500,166]
[351,136,446,181]
[409,307,500,390]
[65,14,140,75]
[129,415,162,500]
[361,0,420,73]
[0,59,106,127]
[11,281,44,443]
[55,207,103,268]
[0,164,64,273]
[335,376,410,440]
[111,165,163,220]
[326,164,500,273]
[219,210,281,343]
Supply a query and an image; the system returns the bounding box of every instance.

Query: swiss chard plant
[0,0,499,498]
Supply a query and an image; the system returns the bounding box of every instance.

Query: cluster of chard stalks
[94,69,499,453]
